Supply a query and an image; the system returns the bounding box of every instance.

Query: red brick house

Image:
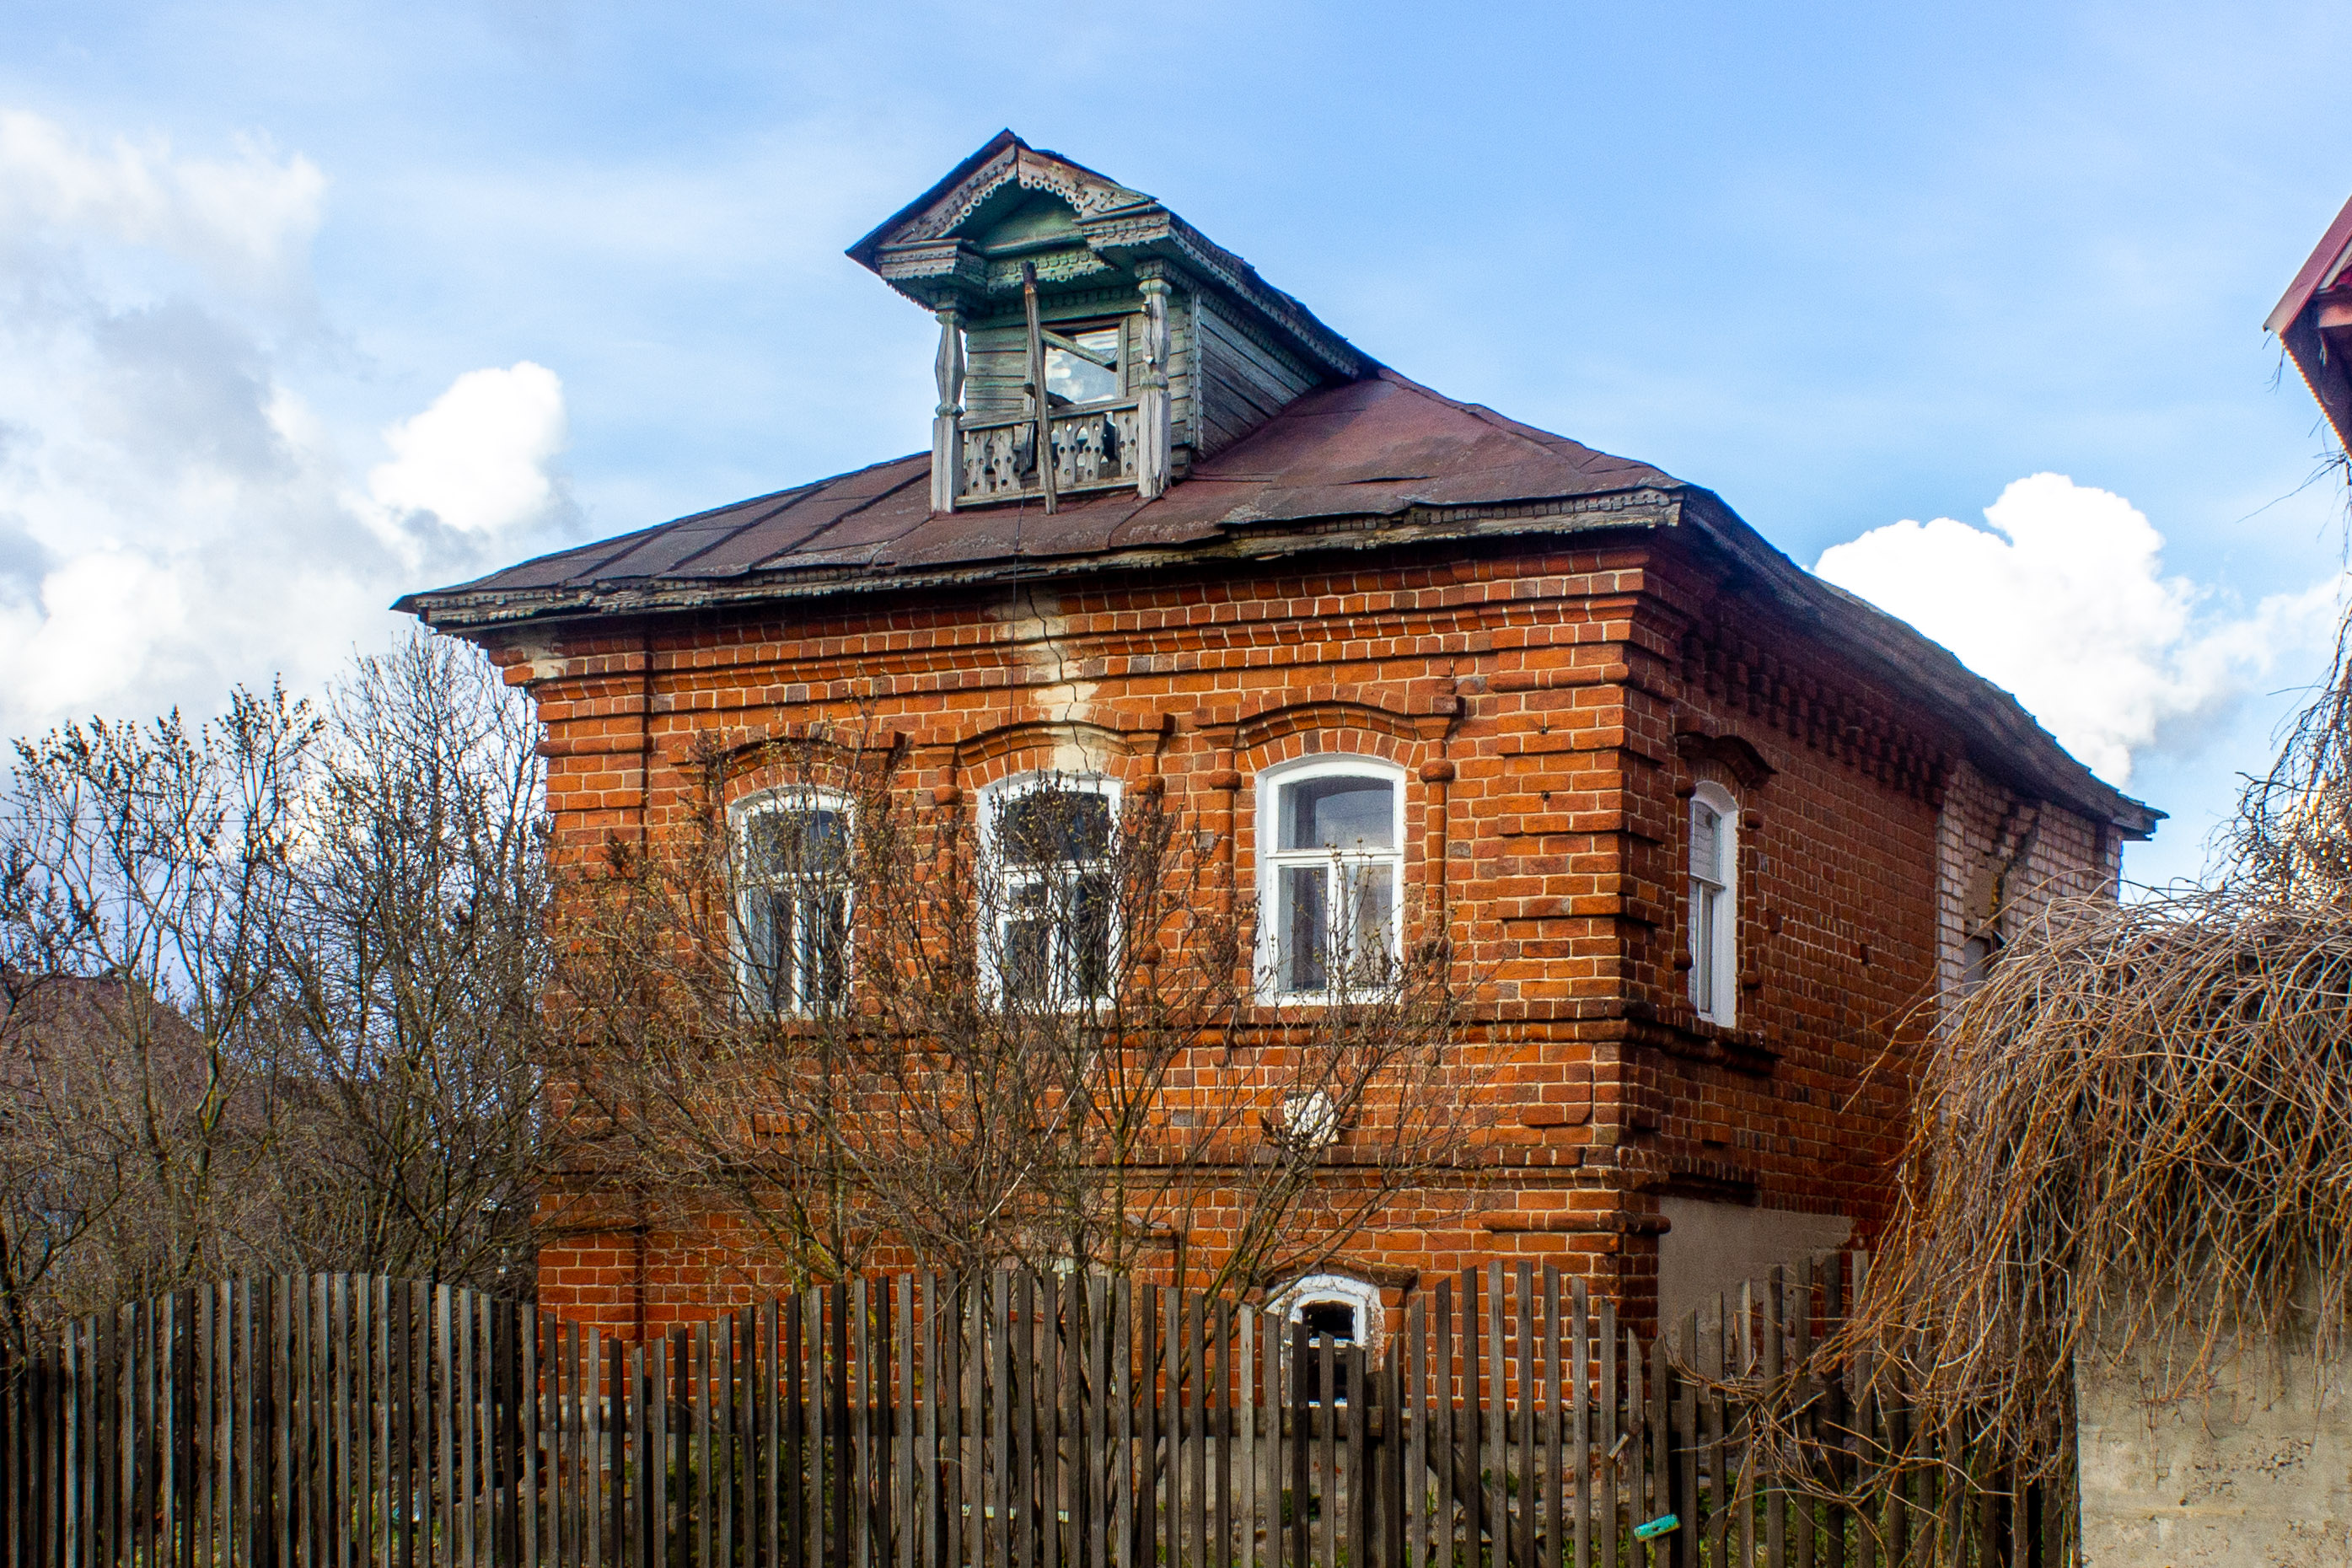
[401,133,2157,1339]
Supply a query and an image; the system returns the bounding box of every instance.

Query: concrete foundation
[2078,1318,2352,1565]
[1655,1198,1850,1329]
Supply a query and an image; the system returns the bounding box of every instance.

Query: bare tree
[0,690,310,1350]
[257,634,549,1288]
[0,635,548,1357]
[558,732,1490,1298]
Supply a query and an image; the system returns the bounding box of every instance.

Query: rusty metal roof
[401,371,1672,600]
[398,370,2158,838]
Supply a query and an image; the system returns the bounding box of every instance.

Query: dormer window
[1043,324,1121,407]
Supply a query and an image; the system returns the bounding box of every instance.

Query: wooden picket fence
[0,1257,2066,1567]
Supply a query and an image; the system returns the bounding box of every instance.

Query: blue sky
[2,0,2347,884]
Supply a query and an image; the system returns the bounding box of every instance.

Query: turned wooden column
[930,299,966,513]
[1136,265,1174,500]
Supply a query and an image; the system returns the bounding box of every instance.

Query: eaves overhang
[400,488,1679,630]
[1672,489,2161,840]
[402,480,2156,840]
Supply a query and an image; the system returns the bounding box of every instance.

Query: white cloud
[1815,473,2342,786]
[0,109,325,298]
[364,362,567,543]
[0,107,571,741]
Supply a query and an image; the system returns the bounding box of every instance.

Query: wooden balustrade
[960,404,1144,504]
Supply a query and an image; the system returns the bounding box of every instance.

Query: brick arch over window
[1232,695,1454,754]
[708,727,906,808]
[953,717,1172,776]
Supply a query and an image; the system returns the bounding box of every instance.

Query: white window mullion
[1259,759,1406,1000]
[1688,782,1738,1025]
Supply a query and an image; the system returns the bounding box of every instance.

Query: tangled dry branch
[1701,619,2352,1549]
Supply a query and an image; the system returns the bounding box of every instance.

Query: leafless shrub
[0,635,549,1361]
[1702,618,2352,1553]
[555,730,1489,1297]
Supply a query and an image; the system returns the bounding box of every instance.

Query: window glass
[1299,1302,1356,1340]
[1688,787,1736,1024]
[1044,325,1121,406]
[1281,776,1394,851]
[999,787,1113,867]
[1279,864,1329,992]
[739,797,852,1015]
[1265,765,1403,996]
[748,804,849,878]
[1691,801,1721,883]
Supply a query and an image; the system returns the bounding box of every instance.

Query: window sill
[1624,999,1779,1075]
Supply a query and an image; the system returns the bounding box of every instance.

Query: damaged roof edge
[1676,489,2160,840]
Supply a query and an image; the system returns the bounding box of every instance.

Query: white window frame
[1257,756,1408,1001]
[979,773,1123,1009]
[1272,1272,1384,1401]
[732,787,855,1017]
[1688,781,1739,1025]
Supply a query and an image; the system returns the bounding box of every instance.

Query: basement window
[1689,781,1738,1025]
[1275,1273,1383,1404]
[736,791,853,1016]
[1043,323,1122,407]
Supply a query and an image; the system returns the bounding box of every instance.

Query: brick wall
[488,529,2114,1337]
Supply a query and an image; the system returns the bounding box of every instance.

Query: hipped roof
[400,371,2157,838]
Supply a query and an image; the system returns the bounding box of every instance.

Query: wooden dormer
[848,132,1371,514]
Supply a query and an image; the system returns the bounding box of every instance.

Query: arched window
[1273,1273,1383,1403]
[734,789,853,1016]
[980,774,1121,1007]
[1258,758,1406,998]
[1688,781,1738,1025]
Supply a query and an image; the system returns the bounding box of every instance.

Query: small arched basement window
[1274,1273,1383,1403]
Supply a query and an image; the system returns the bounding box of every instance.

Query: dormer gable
[847,132,1372,514]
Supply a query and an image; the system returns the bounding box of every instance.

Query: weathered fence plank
[0,1252,2062,1568]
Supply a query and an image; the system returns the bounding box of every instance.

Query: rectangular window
[989,779,1119,1007]
[1265,766,1403,997]
[1688,788,1736,1024]
[739,797,853,1015]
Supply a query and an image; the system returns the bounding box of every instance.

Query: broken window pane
[1044,325,1121,406]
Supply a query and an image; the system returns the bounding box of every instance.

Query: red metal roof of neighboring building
[2266,192,2352,336]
